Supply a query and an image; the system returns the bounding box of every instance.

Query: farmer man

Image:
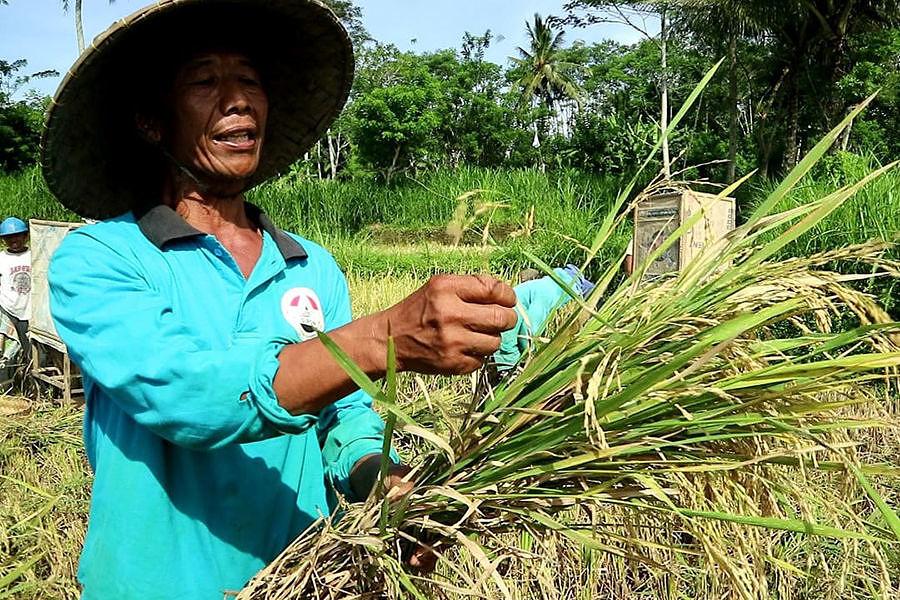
[42,1,517,598]
[0,217,31,364]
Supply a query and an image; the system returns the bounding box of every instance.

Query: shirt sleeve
[49,230,318,451]
[313,251,399,501]
[494,268,576,369]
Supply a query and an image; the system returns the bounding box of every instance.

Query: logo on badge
[281,288,325,341]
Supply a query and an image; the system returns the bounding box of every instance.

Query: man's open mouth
[213,128,258,147]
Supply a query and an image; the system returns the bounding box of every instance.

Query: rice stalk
[239,99,900,599]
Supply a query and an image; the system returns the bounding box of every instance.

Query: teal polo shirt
[49,204,394,600]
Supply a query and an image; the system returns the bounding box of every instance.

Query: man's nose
[220,79,252,115]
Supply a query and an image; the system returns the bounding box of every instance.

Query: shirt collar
[135,202,308,261]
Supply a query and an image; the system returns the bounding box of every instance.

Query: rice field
[1,148,899,598]
[239,122,900,596]
[3,267,898,599]
[2,159,897,305]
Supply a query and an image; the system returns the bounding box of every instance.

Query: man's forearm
[274,274,518,415]
[273,311,389,415]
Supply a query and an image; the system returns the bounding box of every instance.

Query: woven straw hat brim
[41,0,353,220]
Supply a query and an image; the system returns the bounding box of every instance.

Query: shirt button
[213,248,223,257]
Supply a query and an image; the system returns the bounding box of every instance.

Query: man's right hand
[378,274,518,375]
[275,275,518,415]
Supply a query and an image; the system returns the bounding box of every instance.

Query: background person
[0,217,31,365]
[493,264,594,374]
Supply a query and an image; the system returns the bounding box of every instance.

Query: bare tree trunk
[532,108,545,172]
[386,145,401,185]
[784,75,800,170]
[75,0,85,54]
[838,103,857,152]
[727,32,738,183]
[660,6,671,180]
[315,140,323,179]
[326,130,338,179]
[335,131,344,179]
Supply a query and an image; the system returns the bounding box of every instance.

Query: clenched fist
[378,274,518,375]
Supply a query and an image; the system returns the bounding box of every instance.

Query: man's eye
[240,76,260,86]
[191,77,215,86]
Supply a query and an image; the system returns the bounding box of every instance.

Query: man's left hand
[349,455,437,572]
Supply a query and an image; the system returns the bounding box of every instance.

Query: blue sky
[1,0,656,99]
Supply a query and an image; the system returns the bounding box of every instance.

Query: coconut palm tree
[59,0,86,54]
[60,0,118,55]
[510,14,583,158]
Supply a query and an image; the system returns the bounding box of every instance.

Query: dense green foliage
[4,1,898,184]
[0,60,53,173]
[2,158,897,315]
[562,1,900,176]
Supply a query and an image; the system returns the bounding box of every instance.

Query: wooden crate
[633,189,736,277]
[30,220,83,341]
[28,219,84,403]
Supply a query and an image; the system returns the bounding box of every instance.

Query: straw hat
[41,0,354,220]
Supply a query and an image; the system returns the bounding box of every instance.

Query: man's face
[162,51,268,186]
[2,232,28,253]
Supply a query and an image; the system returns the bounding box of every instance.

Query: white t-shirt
[0,249,31,320]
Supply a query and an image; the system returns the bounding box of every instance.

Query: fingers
[453,274,517,308]
[384,465,414,501]
[461,330,505,357]
[463,303,519,335]
[409,546,438,573]
[386,274,519,376]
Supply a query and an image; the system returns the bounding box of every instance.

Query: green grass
[749,153,900,255]
[0,159,897,300]
[0,165,634,277]
[748,153,900,316]
[249,166,624,236]
[0,168,76,223]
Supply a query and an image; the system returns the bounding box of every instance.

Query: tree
[560,2,679,177]
[509,14,583,161]
[424,34,525,168]
[346,51,445,182]
[564,0,900,177]
[59,0,86,54]
[655,1,769,181]
[321,0,370,48]
[58,0,119,54]
[0,60,57,172]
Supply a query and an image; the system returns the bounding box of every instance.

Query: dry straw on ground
[0,402,90,599]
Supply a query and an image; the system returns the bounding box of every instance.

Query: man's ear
[135,113,163,144]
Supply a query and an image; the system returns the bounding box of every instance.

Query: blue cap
[563,264,596,298]
[0,218,27,237]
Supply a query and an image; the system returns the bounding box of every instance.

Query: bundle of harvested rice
[239,89,900,599]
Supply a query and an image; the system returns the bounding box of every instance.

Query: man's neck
[163,174,257,236]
